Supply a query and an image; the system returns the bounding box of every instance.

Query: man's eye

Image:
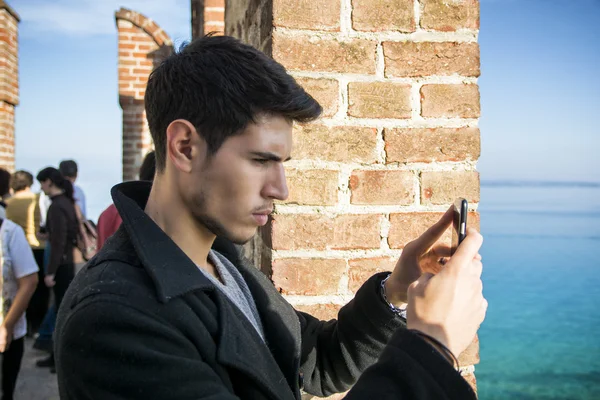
[253,159,269,165]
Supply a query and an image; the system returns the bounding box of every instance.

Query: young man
[56,36,487,399]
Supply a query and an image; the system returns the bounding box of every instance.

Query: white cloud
[15,0,191,41]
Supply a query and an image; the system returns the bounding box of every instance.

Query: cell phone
[451,198,468,255]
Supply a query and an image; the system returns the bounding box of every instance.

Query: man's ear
[166,119,204,173]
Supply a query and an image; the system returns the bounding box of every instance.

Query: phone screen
[451,198,468,255]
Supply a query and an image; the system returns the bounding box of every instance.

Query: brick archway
[115,8,173,181]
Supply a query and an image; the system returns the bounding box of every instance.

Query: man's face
[182,114,292,244]
[39,179,52,196]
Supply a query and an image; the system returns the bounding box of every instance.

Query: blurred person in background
[96,151,156,250]
[0,169,11,219]
[5,171,48,337]
[0,202,39,399]
[58,160,86,218]
[58,160,87,274]
[35,167,78,372]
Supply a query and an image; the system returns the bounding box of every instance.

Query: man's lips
[252,209,273,226]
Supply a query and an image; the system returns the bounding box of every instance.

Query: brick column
[228,0,482,395]
[0,1,19,171]
[115,8,173,181]
[204,0,225,35]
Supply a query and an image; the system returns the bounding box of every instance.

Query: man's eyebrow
[250,151,292,162]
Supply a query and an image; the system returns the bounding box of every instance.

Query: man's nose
[264,163,288,201]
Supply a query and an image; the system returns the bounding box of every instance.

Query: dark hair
[145,35,322,172]
[139,151,156,181]
[0,168,10,197]
[11,170,33,192]
[36,167,74,203]
[58,160,78,178]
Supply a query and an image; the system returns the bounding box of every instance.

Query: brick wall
[228,0,482,394]
[115,8,173,180]
[0,1,19,171]
[205,0,225,35]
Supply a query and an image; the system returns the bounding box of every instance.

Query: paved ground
[12,338,59,400]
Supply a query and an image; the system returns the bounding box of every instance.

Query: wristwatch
[380,274,407,321]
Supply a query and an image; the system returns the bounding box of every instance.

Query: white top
[39,192,52,227]
[0,219,39,340]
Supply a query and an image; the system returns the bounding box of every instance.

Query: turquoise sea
[477,182,600,399]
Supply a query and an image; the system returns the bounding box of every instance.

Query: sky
[12,0,600,221]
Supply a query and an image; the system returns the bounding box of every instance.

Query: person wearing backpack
[35,167,78,372]
[58,160,90,274]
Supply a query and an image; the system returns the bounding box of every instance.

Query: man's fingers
[431,244,452,258]
[410,206,454,254]
[444,228,483,273]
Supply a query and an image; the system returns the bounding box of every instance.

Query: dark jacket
[46,193,78,275]
[55,181,475,400]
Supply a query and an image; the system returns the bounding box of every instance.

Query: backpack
[75,204,98,261]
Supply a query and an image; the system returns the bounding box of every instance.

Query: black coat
[55,181,475,400]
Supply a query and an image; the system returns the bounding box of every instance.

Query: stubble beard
[192,190,254,245]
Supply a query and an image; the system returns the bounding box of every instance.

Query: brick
[383,42,480,77]
[349,170,415,205]
[348,82,411,119]
[352,0,415,32]
[458,335,480,366]
[284,168,339,206]
[294,77,339,118]
[294,303,342,321]
[272,258,346,295]
[348,257,396,293]
[421,84,480,118]
[271,214,382,250]
[273,32,377,74]
[273,0,340,31]
[384,128,480,163]
[119,43,136,50]
[293,124,378,163]
[205,0,225,6]
[205,10,225,22]
[421,171,480,205]
[421,0,480,31]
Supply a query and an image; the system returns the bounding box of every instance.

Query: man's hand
[406,228,487,357]
[0,324,13,353]
[44,274,56,288]
[384,207,454,305]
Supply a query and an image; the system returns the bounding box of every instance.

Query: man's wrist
[382,274,409,306]
[380,274,408,319]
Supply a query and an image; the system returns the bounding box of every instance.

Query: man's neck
[144,176,219,279]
